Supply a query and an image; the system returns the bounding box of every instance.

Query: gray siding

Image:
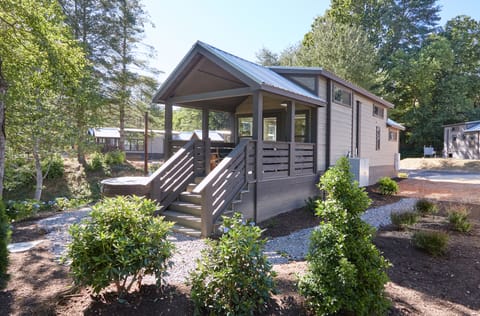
[330,102,353,164]
[444,124,480,159]
[356,95,397,167]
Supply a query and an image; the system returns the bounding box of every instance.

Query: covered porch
[125,41,325,236]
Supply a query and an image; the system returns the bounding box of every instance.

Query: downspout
[356,101,360,156]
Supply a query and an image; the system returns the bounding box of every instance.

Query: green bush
[66,196,174,296]
[391,211,419,229]
[412,230,449,256]
[448,208,472,233]
[189,213,276,315]
[87,152,104,171]
[305,196,319,214]
[4,156,33,193]
[42,155,64,179]
[377,176,399,195]
[415,199,438,215]
[298,157,390,316]
[5,199,49,221]
[0,201,10,289]
[104,150,125,165]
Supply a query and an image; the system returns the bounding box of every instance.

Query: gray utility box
[349,158,369,187]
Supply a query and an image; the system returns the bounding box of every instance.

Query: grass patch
[448,207,472,233]
[391,211,419,229]
[412,230,449,256]
[415,199,438,215]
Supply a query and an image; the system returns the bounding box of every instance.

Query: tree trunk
[33,137,43,200]
[0,58,7,199]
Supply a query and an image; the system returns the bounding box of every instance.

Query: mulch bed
[2,179,480,315]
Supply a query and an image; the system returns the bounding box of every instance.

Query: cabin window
[452,135,457,142]
[373,105,384,118]
[388,129,397,141]
[333,84,352,107]
[263,117,277,141]
[376,126,381,150]
[238,117,253,138]
[469,135,476,147]
[125,139,144,151]
[295,113,307,142]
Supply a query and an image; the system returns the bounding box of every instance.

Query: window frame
[332,83,352,107]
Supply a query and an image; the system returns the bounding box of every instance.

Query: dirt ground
[1,177,480,315]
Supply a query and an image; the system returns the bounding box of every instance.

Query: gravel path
[34,197,418,283]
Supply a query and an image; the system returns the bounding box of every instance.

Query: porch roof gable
[152,41,325,106]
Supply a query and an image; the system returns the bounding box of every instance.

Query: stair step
[179,192,202,204]
[186,183,197,192]
[163,210,202,230]
[194,177,205,184]
[172,224,201,238]
[169,201,202,216]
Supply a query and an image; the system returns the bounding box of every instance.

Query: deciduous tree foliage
[0,0,85,199]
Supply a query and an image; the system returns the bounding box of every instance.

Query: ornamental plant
[66,196,174,296]
[189,213,276,315]
[299,157,391,316]
[448,207,472,233]
[377,176,399,195]
[413,230,449,256]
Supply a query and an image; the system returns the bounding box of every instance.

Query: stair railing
[147,139,201,210]
[193,139,251,236]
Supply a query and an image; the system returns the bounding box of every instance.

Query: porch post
[253,91,263,223]
[287,101,296,176]
[164,102,173,159]
[202,108,210,174]
[253,91,263,180]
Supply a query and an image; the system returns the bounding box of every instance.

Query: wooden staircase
[163,177,248,237]
[163,177,204,237]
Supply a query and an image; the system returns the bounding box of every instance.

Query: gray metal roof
[197,42,324,104]
[464,122,480,133]
[387,119,406,131]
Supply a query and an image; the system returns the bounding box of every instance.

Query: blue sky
[142,0,480,81]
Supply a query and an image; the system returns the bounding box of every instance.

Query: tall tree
[0,0,85,199]
[100,0,158,151]
[300,16,379,89]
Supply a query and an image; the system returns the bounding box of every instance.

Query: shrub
[412,230,449,256]
[104,150,125,165]
[66,196,174,296]
[305,196,319,214]
[391,211,419,229]
[448,208,472,233]
[189,213,276,315]
[5,199,49,221]
[4,155,33,193]
[42,155,64,179]
[88,152,104,171]
[415,199,438,215]
[377,176,399,195]
[0,201,10,288]
[299,157,391,316]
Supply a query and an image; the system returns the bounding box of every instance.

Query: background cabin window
[388,129,397,141]
[469,135,476,147]
[373,105,384,118]
[333,84,352,107]
[125,139,144,151]
[452,135,457,142]
[376,126,381,150]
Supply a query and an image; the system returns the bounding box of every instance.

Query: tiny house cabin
[444,121,480,159]
[103,41,404,237]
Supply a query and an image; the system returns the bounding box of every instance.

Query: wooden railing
[148,139,203,209]
[193,139,252,236]
[261,141,315,179]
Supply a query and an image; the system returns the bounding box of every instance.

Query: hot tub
[101,176,151,197]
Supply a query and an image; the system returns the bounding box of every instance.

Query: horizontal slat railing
[148,139,201,210]
[193,139,251,236]
[261,141,315,179]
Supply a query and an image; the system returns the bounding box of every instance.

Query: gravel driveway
[35,197,418,284]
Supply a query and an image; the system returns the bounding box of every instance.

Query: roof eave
[260,85,326,107]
